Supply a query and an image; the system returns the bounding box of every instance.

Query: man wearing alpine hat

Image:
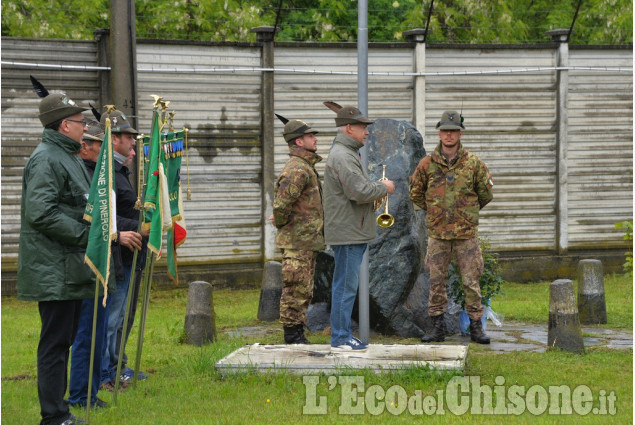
[323,103,395,352]
[19,77,95,425]
[98,107,148,390]
[272,114,324,344]
[410,110,494,345]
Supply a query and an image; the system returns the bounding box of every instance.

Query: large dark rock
[366,119,427,337]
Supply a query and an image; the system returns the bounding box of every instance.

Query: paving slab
[487,342,547,354]
[606,339,634,349]
[215,344,468,375]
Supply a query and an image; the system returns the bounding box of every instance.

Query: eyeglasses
[66,119,87,127]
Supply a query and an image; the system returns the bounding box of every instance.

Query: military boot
[293,324,311,344]
[421,314,445,343]
[284,324,311,344]
[469,319,490,344]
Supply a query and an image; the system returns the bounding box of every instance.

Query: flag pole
[131,96,163,387]
[82,116,115,423]
[113,136,147,400]
[84,281,100,423]
[132,250,155,385]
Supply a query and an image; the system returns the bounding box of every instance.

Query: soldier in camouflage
[409,110,494,344]
[273,116,324,344]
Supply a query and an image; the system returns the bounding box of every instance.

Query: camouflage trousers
[425,237,484,320]
[279,249,317,326]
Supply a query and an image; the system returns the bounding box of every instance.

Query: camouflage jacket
[273,145,325,250]
[409,141,493,240]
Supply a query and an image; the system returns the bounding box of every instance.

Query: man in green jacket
[18,91,95,425]
[409,110,494,345]
[323,105,395,352]
[273,117,324,344]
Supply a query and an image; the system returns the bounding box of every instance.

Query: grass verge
[1,274,632,424]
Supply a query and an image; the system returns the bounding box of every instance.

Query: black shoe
[421,314,446,343]
[469,318,491,344]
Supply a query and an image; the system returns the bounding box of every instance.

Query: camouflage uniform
[410,141,493,320]
[274,144,325,326]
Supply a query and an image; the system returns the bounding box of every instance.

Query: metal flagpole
[357,0,370,343]
[113,136,147,401]
[133,250,155,385]
[84,280,100,423]
[113,256,138,400]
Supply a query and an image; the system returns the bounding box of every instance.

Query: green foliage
[615,220,633,274]
[403,0,633,44]
[1,0,632,44]
[135,0,274,42]
[447,238,505,310]
[1,0,109,39]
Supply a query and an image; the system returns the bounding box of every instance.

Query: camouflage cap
[334,105,374,127]
[83,119,104,142]
[38,93,88,127]
[283,119,318,143]
[100,109,138,134]
[436,110,465,130]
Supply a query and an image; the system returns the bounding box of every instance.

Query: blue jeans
[330,243,367,347]
[69,297,108,404]
[101,265,131,384]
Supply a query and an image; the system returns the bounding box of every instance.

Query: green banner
[84,118,116,292]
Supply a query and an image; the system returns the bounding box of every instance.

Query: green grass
[2,274,632,424]
[491,273,633,328]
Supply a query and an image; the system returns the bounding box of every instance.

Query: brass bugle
[377,193,394,227]
[375,165,394,228]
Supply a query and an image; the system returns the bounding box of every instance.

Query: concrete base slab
[215,344,468,375]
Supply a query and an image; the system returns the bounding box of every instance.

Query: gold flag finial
[160,100,170,112]
[168,111,176,131]
[104,104,117,114]
[150,94,163,108]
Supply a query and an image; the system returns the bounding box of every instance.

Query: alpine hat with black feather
[30,75,88,127]
[99,107,138,135]
[275,113,318,143]
[323,101,373,127]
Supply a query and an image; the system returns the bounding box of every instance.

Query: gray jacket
[323,133,387,245]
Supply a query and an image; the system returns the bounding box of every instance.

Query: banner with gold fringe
[83,117,117,299]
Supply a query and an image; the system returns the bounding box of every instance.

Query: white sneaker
[330,337,368,352]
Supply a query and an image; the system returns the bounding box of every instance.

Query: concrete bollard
[257,261,282,321]
[548,279,584,353]
[184,281,216,346]
[577,259,607,324]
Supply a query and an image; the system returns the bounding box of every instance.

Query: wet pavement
[226,321,633,354]
[443,321,633,353]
